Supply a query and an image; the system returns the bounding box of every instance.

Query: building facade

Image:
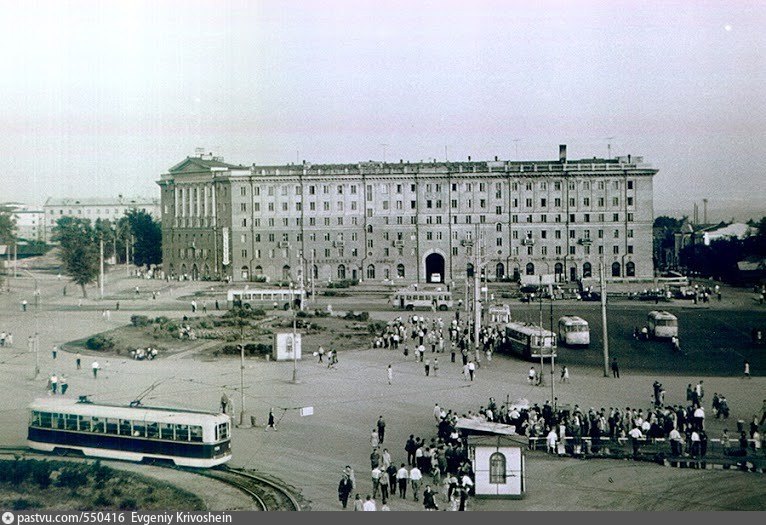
[1,203,45,242]
[43,196,160,242]
[158,147,658,284]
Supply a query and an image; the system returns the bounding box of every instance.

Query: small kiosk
[272,332,302,361]
[467,435,527,498]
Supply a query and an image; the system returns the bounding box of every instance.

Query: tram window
[190,426,204,442]
[105,419,118,434]
[52,413,64,429]
[77,415,90,431]
[160,423,174,440]
[175,424,190,441]
[92,418,106,433]
[119,420,132,436]
[38,412,52,428]
[133,422,146,437]
[65,414,78,431]
[30,411,41,426]
[217,422,229,441]
[146,423,159,439]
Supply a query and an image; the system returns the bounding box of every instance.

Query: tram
[647,311,678,339]
[27,398,232,468]
[227,288,304,310]
[391,289,453,311]
[557,316,590,347]
[501,322,557,360]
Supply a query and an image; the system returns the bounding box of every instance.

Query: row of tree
[54,210,162,297]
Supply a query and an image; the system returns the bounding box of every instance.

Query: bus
[227,288,305,310]
[647,311,678,339]
[558,316,590,347]
[28,398,231,468]
[501,322,557,360]
[391,289,453,311]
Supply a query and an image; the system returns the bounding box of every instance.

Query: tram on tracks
[500,321,557,360]
[27,398,232,468]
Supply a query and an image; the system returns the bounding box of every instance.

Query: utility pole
[538,275,544,386]
[291,281,299,383]
[239,342,246,427]
[25,270,40,379]
[310,250,315,306]
[99,236,105,299]
[473,225,481,362]
[125,234,131,276]
[13,242,18,279]
[599,259,610,377]
[550,296,555,401]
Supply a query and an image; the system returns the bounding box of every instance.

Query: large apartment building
[43,196,160,242]
[158,146,657,284]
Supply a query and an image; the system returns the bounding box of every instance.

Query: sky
[1,0,764,220]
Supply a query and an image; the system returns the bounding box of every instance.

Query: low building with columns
[157,146,658,284]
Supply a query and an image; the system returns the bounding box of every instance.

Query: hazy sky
[1,0,764,219]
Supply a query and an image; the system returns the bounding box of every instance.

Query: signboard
[222,227,230,266]
[299,406,314,417]
[272,332,302,361]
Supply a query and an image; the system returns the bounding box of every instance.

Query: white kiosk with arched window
[468,435,526,498]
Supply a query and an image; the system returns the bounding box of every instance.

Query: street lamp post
[24,270,40,379]
[291,282,299,383]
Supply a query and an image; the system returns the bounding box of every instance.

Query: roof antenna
[130,377,173,407]
[604,136,616,159]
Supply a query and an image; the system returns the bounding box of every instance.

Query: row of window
[237,196,633,214]
[236,179,636,197]
[235,212,635,229]
[30,411,209,442]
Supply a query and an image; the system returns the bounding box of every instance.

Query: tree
[0,209,16,288]
[125,210,162,267]
[53,217,99,297]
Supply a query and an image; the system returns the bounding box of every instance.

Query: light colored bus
[501,322,557,360]
[227,288,305,310]
[489,304,511,324]
[391,289,453,311]
[558,316,590,347]
[647,310,678,339]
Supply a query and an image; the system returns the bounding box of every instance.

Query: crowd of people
[130,347,159,360]
[0,330,14,347]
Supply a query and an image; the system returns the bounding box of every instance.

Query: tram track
[0,447,301,511]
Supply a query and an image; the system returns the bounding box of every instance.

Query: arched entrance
[337,264,346,280]
[425,253,445,283]
[240,266,249,280]
[626,261,636,277]
[611,262,621,277]
[525,263,535,275]
[554,262,564,281]
[282,265,291,281]
[495,262,505,281]
[582,262,592,278]
[191,265,199,281]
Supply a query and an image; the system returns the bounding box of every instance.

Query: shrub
[344,311,370,322]
[93,493,113,507]
[130,315,150,327]
[12,498,38,510]
[31,460,52,488]
[153,316,170,325]
[296,310,309,318]
[221,343,272,356]
[253,276,268,283]
[85,335,115,352]
[119,498,138,511]
[57,465,88,489]
[368,321,388,334]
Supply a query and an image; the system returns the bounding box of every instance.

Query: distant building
[158,146,658,283]
[0,203,45,242]
[43,196,160,242]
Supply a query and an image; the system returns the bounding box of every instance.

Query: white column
[174,187,179,217]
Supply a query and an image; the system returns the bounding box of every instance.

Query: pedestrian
[91,361,99,379]
[528,366,536,384]
[409,465,422,501]
[433,358,439,377]
[75,353,81,370]
[338,475,353,509]
[105,309,111,321]
[362,495,376,511]
[220,394,229,414]
[317,345,325,363]
[191,300,197,313]
[462,362,470,381]
[396,464,409,498]
[21,300,28,312]
[267,408,276,430]
[371,466,382,499]
[424,357,431,376]
[215,300,220,310]
[50,374,58,394]
[387,364,393,385]
[60,375,68,395]
[423,485,438,511]
[370,428,379,448]
[377,416,386,443]
[468,360,475,381]
[116,301,120,311]
[52,346,58,359]
[561,366,569,383]
[743,360,751,379]
[379,467,390,503]
[202,302,207,314]
[611,358,620,378]
[353,494,363,511]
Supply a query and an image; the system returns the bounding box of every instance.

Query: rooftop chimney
[468,155,472,161]
[559,144,567,162]
[494,155,498,161]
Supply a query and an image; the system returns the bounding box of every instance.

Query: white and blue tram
[557,316,590,347]
[28,398,232,468]
[501,322,557,360]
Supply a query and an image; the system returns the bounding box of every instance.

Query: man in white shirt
[546,428,558,454]
[433,403,441,422]
[371,466,382,499]
[409,465,423,501]
[396,464,409,499]
[528,366,536,384]
[693,406,705,431]
[669,427,684,456]
[628,426,644,458]
[362,495,376,511]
